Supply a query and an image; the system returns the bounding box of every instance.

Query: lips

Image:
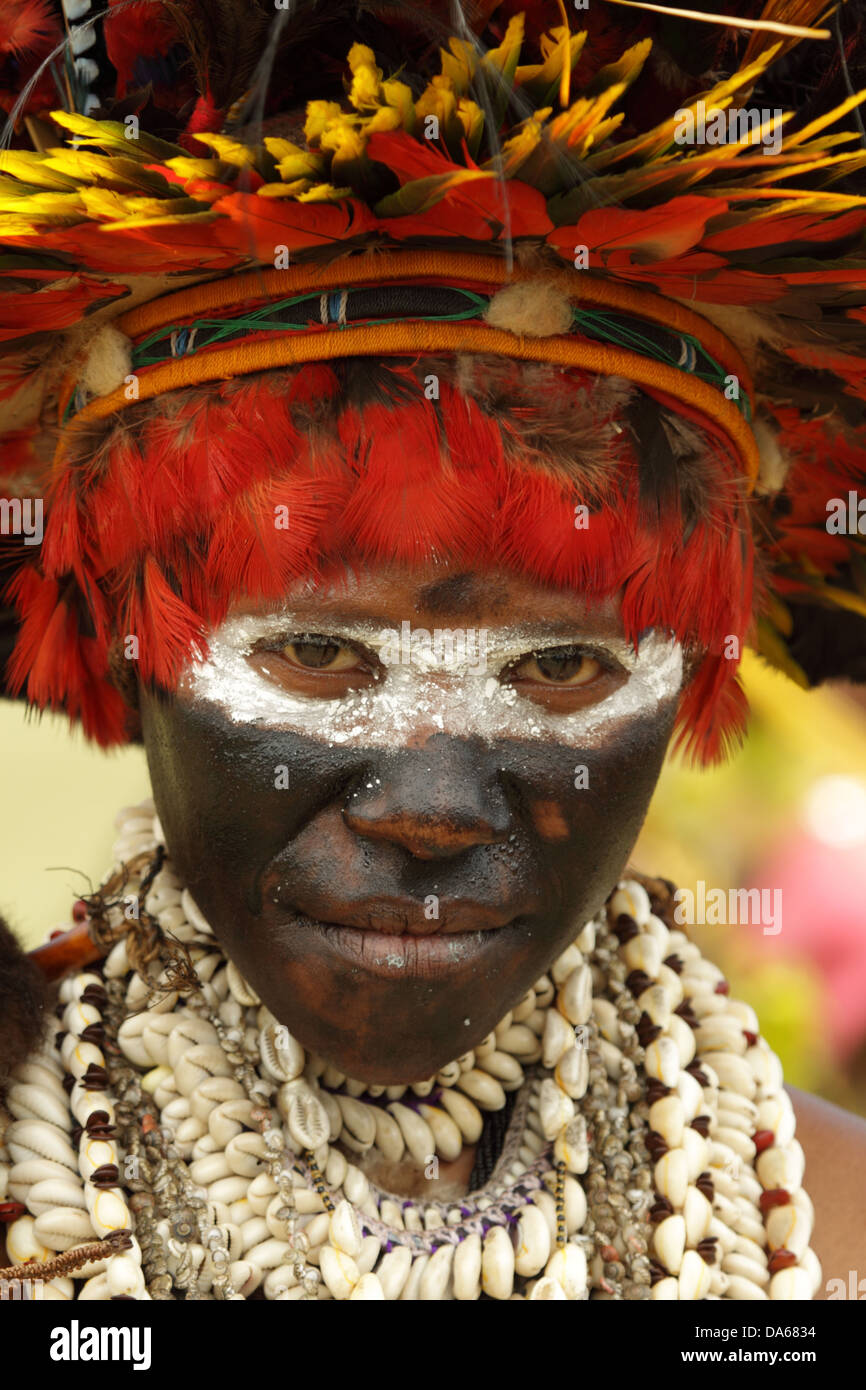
[296,912,531,981]
[289,894,527,936]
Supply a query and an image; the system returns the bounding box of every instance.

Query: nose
[343,743,512,860]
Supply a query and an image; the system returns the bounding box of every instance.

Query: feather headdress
[0,0,864,761]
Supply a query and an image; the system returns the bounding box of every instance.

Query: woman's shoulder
[787,1086,866,1299]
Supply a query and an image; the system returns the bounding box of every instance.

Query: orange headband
[57,250,759,487]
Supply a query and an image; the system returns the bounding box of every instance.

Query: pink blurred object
[756,832,866,1062]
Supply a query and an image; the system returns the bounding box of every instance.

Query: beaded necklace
[0,800,820,1301]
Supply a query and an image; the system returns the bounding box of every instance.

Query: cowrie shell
[85,1186,130,1237]
[258,1024,304,1085]
[651,1276,678,1300]
[756,1143,805,1193]
[714,1126,756,1162]
[723,1252,770,1286]
[768,1266,812,1301]
[454,1068,506,1111]
[349,1271,385,1300]
[34,1206,96,1251]
[22,1177,87,1218]
[622,933,662,978]
[654,1149,689,1208]
[649,1095,685,1149]
[437,1088,483,1143]
[557,964,593,1026]
[681,1127,709,1181]
[575,919,595,953]
[514,1203,551,1277]
[336,1094,377,1149]
[724,1274,769,1300]
[754,1094,796,1148]
[386,1103,436,1166]
[452,1232,482,1301]
[59,1037,105,1082]
[700,1051,756,1099]
[7,1119,78,1172]
[544,1243,587,1300]
[553,1117,588,1174]
[209,1176,251,1206]
[246,1237,292,1274]
[419,1239,458,1301]
[287,1088,330,1152]
[376,1246,413,1299]
[6,1083,72,1131]
[208,1098,256,1149]
[538,1078,575,1141]
[591,998,621,1044]
[637,984,672,1030]
[481,1225,515,1301]
[11,1062,67,1096]
[417,1104,463,1162]
[6,1214,52,1264]
[365,1106,403,1164]
[226,961,260,1006]
[675,1070,704,1122]
[695,1015,748,1054]
[189,1076,246,1123]
[106,1255,146,1299]
[246,1173,279,1216]
[554,1044,589,1100]
[435,1061,461,1087]
[644,1037,680,1088]
[610,880,651,926]
[765,1204,811,1258]
[319,1244,360,1300]
[678,1247,712,1300]
[654,1214,686,1274]
[684,1185,713,1245]
[225,1132,268,1178]
[476,1049,524,1086]
[167,1016,220,1068]
[78,1137,118,1182]
[550,944,583,985]
[174,1044,233,1097]
[496,1024,541,1057]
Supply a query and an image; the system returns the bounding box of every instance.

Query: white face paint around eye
[186,614,684,747]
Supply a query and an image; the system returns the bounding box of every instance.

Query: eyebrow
[235,607,629,649]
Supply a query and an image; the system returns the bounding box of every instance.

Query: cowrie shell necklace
[0,800,820,1301]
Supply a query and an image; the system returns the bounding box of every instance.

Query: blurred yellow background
[3,647,866,1115]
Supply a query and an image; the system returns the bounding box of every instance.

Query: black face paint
[139,688,677,1083]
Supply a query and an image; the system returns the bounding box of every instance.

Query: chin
[204,902,589,1084]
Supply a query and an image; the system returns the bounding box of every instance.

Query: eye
[282,637,365,671]
[503,643,627,710]
[509,647,603,686]
[246,632,379,698]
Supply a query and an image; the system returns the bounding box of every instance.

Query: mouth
[295,911,532,981]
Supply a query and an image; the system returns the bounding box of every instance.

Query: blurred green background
[3,648,866,1115]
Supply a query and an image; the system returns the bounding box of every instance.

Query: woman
[0,0,865,1300]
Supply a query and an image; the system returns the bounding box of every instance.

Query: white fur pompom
[483,280,574,338]
[80,323,133,398]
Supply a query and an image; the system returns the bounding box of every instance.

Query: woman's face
[140,564,682,1082]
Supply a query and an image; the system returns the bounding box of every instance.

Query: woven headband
[59,250,759,488]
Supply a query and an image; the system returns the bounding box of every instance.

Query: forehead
[228,563,625,637]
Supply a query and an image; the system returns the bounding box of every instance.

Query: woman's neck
[338,1140,479,1200]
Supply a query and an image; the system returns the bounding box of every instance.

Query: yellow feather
[0,151,78,190]
[188,133,259,168]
